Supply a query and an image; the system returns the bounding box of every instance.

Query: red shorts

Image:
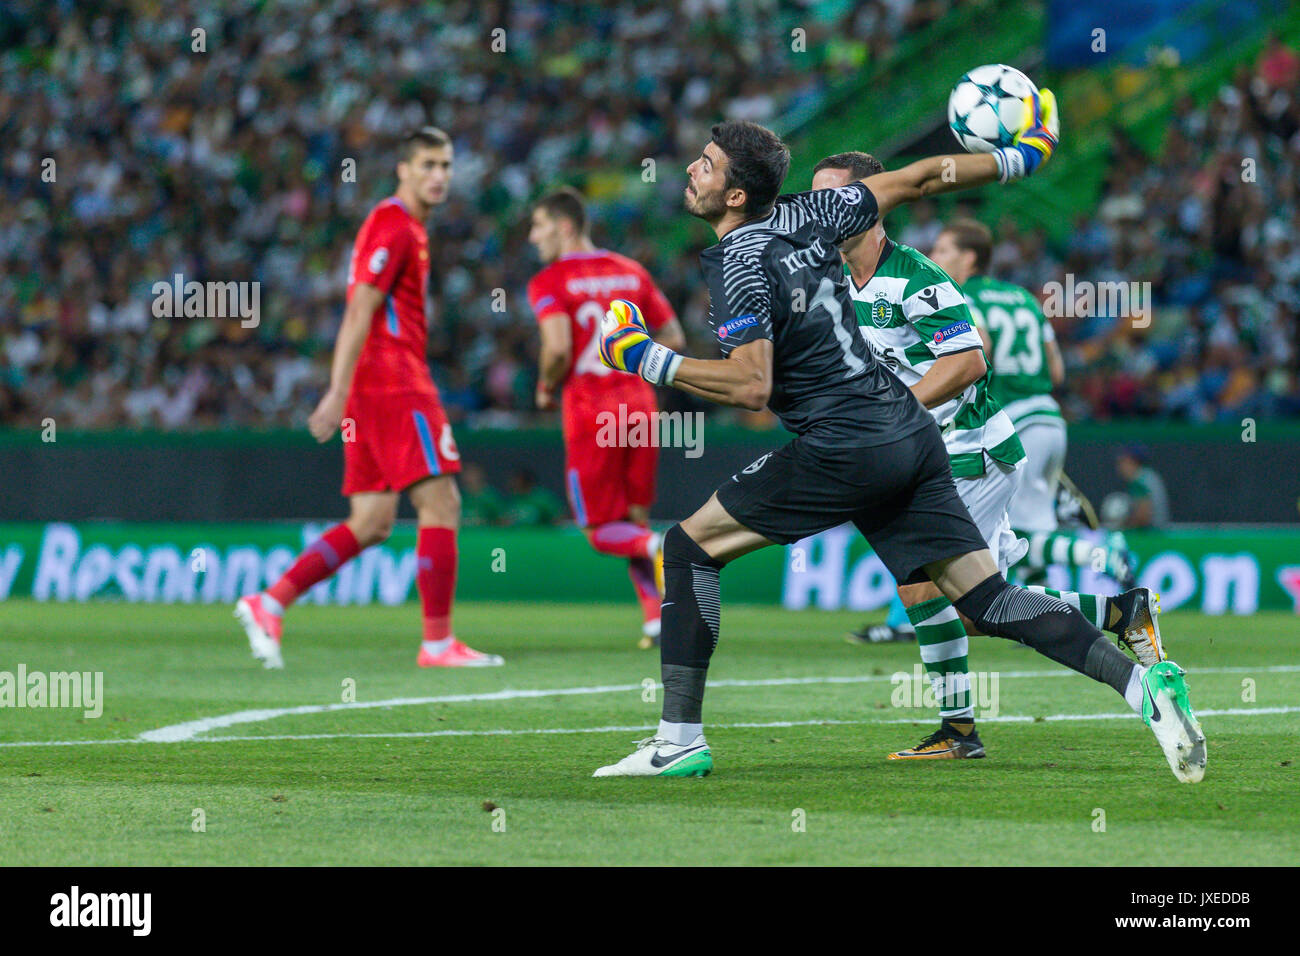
[342,389,461,495]
[563,398,658,527]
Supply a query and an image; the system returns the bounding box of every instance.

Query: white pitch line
[137,682,644,743]
[3,664,1297,750]
[138,672,1052,743]
[0,737,145,749]
[137,664,1300,744]
[4,705,1300,750]
[880,705,1300,725]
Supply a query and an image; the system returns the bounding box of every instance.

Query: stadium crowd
[1,1,1296,431]
[974,34,1300,423]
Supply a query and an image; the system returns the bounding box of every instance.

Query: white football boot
[593,734,713,777]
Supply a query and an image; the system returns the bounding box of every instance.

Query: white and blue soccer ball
[947,64,1039,153]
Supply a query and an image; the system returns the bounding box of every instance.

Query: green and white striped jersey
[963,275,1063,428]
[846,240,1024,478]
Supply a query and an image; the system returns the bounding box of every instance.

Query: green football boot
[1141,661,1206,783]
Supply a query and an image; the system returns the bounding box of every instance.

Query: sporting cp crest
[870,295,894,328]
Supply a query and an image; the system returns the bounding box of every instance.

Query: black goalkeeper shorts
[715,421,987,585]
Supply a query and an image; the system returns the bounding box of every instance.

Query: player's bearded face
[684,150,730,221]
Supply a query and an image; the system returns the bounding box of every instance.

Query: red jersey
[347,197,435,395]
[527,249,675,414]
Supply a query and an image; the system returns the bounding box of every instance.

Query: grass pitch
[1,599,1297,866]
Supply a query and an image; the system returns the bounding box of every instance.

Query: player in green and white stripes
[814,154,1016,756]
[931,219,1136,588]
[813,155,1165,759]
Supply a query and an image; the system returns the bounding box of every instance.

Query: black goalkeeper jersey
[698,182,931,447]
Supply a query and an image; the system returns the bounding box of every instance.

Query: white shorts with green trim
[1008,417,1068,533]
[954,453,1028,574]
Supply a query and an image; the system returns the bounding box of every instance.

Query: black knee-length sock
[659,524,723,725]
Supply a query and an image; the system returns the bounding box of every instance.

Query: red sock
[266,523,361,608]
[417,526,457,642]
[628,557,661,625]
[589,521,654,559]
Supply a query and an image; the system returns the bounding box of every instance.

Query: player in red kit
[235,127,503,670]
[527,188,686,648]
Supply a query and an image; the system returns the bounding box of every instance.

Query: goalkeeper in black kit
[591,90,1205,785]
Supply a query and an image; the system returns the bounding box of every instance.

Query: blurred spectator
[1115,445,1170,528]
[4,0,910,432]
[501,468,564,527]
[1257,32,1299,90]
[459,462,507,527]
[899,199,942,252]
[979,51,1300,424]
[0,1,1293,433]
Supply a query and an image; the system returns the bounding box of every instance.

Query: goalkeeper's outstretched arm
[861,154,999,219]
[864,86,1059,218]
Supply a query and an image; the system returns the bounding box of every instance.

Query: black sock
[662,664,708,725]
[955,573,1136,697]
[659,524,724,724]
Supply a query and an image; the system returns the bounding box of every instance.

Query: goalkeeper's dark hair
[813,151,885,181]
[942,218,993,273]
[534,186,588,235]
[398,126,451,162]
[710,120,790,218]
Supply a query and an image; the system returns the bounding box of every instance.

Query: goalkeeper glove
[994,87,1059,182]
[598,298,683,386]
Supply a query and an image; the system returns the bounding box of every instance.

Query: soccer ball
[947,64,1039,153]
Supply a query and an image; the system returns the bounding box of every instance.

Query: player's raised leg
[624,504,665,649]
[1025,584,1165,665]
[887,577,1167,757]
[572,474,665,648]
[927,549,1205,782]
[568,449,666,649]
[857,426,1202,781]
